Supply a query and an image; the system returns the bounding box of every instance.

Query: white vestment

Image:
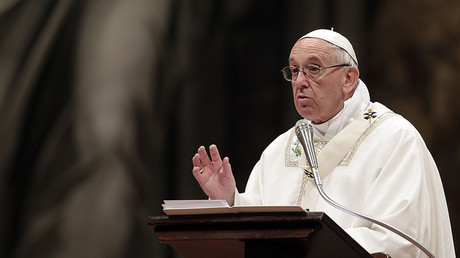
[234,80,455,258]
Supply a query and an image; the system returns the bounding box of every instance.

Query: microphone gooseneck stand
[295,122,435,258]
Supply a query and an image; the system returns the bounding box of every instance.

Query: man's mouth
[297,94,313,106]
[298,95,310,100]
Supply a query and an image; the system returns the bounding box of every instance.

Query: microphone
[294,119,435,258]
[295,120,318,174]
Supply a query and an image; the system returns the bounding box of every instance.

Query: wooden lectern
[148,211,375,257]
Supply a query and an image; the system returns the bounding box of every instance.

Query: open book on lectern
[162,199,306,215]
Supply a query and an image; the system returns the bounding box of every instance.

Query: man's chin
[297,109,317,122]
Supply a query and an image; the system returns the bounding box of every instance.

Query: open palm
[192,145,236,205]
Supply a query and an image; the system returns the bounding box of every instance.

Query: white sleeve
[234,158,264,206]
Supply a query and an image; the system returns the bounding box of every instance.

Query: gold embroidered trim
[339,112,396,165]
[285,129,300,167]
[285,129,328,167]
[297,173,308,205]
[290,110,397,206]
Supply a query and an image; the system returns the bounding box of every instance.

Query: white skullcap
[298,29,358,65]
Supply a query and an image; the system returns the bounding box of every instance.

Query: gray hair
[333,45,358,68]
[332,45,359,89]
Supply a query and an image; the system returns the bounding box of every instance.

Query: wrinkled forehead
[289,38,337,64]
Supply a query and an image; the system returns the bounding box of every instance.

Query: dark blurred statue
[0,0,169,257]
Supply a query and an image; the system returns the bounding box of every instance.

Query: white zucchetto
[298,29,358,65]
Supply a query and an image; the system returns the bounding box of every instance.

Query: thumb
[221,157,234,180]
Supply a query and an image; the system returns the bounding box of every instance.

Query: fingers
[195,144,223,166]
[192,145,219,179]
[191,145,235,204]
[192,153,201,167]
[209,145,223,164]
[192,154,202,173]
[197,145,212,166]
[192,165,202,178]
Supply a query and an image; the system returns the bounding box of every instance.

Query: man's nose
[293,71,309,88]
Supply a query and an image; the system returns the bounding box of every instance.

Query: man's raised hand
[192,144,236,206]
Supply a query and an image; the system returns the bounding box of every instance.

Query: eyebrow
[288,55,322,64]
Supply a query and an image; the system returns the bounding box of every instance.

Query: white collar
[310,79,370,141]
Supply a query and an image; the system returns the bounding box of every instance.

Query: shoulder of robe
[369,111,422,143]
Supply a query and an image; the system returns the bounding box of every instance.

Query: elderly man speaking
[192,29,455,258]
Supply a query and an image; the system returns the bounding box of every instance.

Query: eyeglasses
[281,64,350,81]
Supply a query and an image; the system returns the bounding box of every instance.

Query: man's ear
[343,66,359,95]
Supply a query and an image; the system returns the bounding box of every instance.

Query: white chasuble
[233,81,455,258]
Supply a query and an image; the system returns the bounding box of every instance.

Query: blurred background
[0,0,458,257]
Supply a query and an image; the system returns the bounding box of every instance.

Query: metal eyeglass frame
[281,64,350,81]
